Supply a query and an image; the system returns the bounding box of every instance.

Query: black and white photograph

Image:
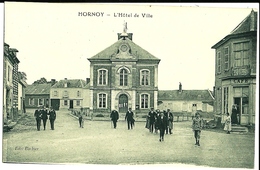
[1,2,259,170]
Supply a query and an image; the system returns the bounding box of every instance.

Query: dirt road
[2,109,256,169]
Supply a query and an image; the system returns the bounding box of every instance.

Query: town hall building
[87,24,160,115]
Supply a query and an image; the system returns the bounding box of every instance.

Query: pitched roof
[25,83,52,95]
[88,36,160,61]
[158,90,214,102]
[230,10,257,35]
[212,10,257,49]
[51,79,87,88]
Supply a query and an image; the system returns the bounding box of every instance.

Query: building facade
[50,78,89,110]
[211,10,257,125]
[3,43,20,123]
[88,28,160,115]
[25,83,52,109]
[158,83,214,114]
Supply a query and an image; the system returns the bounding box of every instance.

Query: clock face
[120,45,128,52]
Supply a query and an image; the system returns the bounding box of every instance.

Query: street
[2,109,256,169]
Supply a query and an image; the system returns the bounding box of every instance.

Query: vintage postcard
[1,2,259,170]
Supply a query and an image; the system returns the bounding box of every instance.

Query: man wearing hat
[48,106,56,130]
[34,106,42,131]
[147,107,156,133]
[110,109,119,129]
[41,106,48,130]
[165,109,173,134]
[125,108,134,130]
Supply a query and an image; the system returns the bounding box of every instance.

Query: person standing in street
[165,109,173,134]
[158,111,167,142]
[148,108,156,133]
[125,108,134,130]
[34,107,42,131]
[231,105,239,125]
[78,107,84,128]
[48,106,56,130]
[41,106,48,130]
[110,109,119,129]
[192,112,203,146]
[154,109,161,134]
[224,112,231,134]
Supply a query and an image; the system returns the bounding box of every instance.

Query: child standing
[192,112,203,146]
[224,112,231,134]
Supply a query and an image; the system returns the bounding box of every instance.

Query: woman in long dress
[224,112,231,134]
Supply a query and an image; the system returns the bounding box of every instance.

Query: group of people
[109,107,204,145]
[146,108,174,142]
[40,104,238,146]
[34,106,56,131]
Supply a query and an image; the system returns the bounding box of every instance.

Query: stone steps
[231,126,248,133]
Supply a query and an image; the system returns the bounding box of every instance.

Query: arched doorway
[119,94,128,113]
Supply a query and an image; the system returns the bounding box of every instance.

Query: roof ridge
[79,79,84,87]
[207,89,215,100]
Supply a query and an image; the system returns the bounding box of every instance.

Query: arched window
[120,68,128,86]
[98,93,107,108]
[98,69,108,85]
[141,70,150,86]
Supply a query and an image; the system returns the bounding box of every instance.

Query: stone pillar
[154,90,158,110]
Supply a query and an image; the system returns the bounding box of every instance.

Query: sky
[3,3,259,90]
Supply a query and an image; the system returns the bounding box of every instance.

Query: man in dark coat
[41,106,48,130]
[34,107,42,131]
[231,104,239,125]
[110,109,119,129]
[165,109,173,134]
[158,112,167,142]
[48,107,56,130]
[148,108,156,133]
[125,108,134,130]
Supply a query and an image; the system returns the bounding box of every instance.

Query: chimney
[86,78,90,84]
[64,78,67,87]
[51,79,56,86]
[179,82,182,93]
[250,10,256,31]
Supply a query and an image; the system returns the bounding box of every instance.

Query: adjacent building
[211,10,257,125]
[17,72,27,113]
[50,78,90,110]
[87,26,160,115]
[158,83,214,113]
[24,83,53,109]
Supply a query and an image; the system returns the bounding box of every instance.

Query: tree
[33,77,48,84]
